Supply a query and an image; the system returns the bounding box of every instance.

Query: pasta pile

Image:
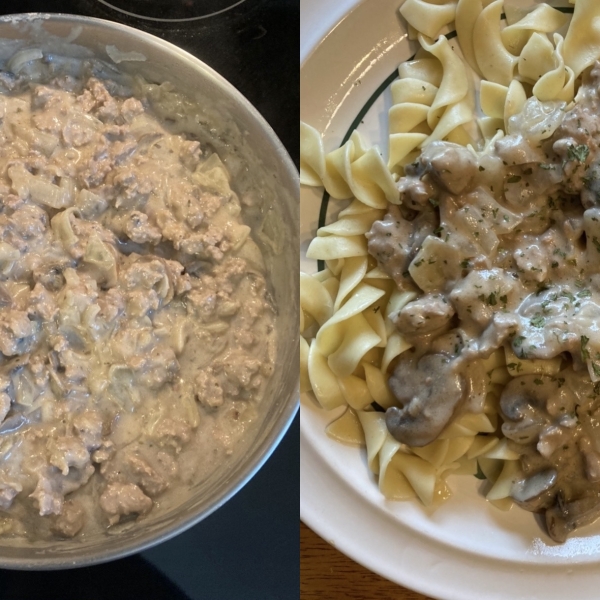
[301,0,600,510]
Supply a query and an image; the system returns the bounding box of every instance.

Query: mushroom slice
[546,494,600,544]
[500,376,577,445]
[386,353,466,447]
[511,468,557,512]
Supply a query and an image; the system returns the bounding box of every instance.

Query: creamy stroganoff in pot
[0,51,275,539]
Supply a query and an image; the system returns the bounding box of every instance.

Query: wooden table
[300,522,434,599]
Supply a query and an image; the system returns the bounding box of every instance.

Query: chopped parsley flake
[581,335,591,361]
[560,290,576,302]
[568,143,590,163]
[530,314,545,328]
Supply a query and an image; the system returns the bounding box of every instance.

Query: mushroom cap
[386,353,465,447]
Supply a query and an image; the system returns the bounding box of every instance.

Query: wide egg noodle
[357,410,388,474]
[501,3,569,55]
[563,0,600,79]
[438,414,493,440]
[305,234,368,261]
[0,242,20,276]
[485,459,522,501]
[390,76,438,106]
[8,163,73,210]
[444,436,476,465]
[467,435,500,459]
[418,35,469,127]
[362,302,388,349]
[307,339,346,411]
[385,289,418,324]
[473,0,519,86]
[480,80,510,119]
[504,79,528,123]
[324,258,345,278]
[411,438,451,467]
[416,35,475,146]
[348,143,400,208]
[399,0,458,40]
[398,57,443,86]
[299,125,397,207]
[319,272,341,306]
[380,331,412,373]
[390,451,437,506]
[299,336,311,393]
[300,121,327,187]
[362,362,397,409]
[326,312,382,377]
[325,408,366,445]
[456,0,486,75]
[83,235,118,289]
[523,34,575,103]
[377,431,402,494]
[338,375,374,411]
[388,54,449,172]
[299,272,333,327]
[51,207,80,252]
[388,130,428,174]
[315,282,385,355]
[379,463,417,500]
[480,79,527,132]
[518,33,556,84]
[333,256,369,312]
[317,209,386,238]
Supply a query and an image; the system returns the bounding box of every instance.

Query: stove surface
[0,2,299,598]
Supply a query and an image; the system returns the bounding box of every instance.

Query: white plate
[300,1,600,598]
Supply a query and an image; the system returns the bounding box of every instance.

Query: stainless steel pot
[0,13,299,569]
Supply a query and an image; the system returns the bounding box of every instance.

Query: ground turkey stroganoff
[0,54,275,539]
[367,63,600,542]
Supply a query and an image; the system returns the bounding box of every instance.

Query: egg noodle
[300,0,600,512]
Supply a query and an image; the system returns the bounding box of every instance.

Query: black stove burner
[95,0,248,22]
[69,0,299,166]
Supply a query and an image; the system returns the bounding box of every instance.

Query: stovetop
[0,2,299,599]
[9,0,298,167]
